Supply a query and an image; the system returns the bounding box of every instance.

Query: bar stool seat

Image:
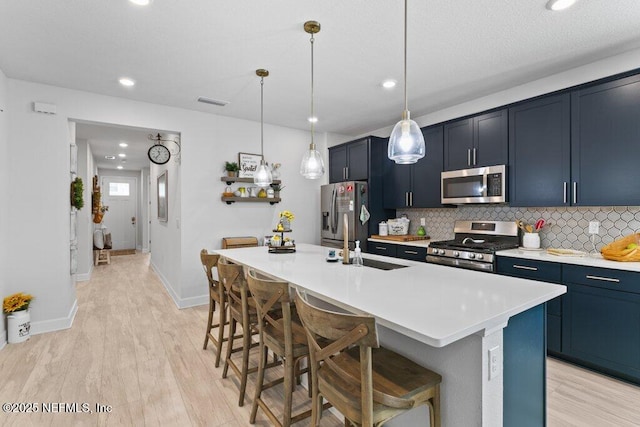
[294,293,442,427]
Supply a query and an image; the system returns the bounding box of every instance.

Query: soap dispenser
[353,240,363,267]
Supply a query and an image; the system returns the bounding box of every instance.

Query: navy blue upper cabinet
[328,138,369,183]
[384,125,444,208]
[444,109,508,171]
[571,74,640,206]
[509,94,571,207]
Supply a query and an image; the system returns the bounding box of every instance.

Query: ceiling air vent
[197,97,230,107]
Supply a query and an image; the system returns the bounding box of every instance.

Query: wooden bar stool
[200,249,227,367]
[247,270,313,427]
[294,293,442,427]
[218,258,279,406]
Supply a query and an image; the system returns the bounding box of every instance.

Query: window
[109,182,130,196]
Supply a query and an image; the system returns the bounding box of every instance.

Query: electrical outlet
[420,218,426,226]
[589,221,600,235]
[489,346,501,380]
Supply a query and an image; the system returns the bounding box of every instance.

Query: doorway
[101,175,138,251]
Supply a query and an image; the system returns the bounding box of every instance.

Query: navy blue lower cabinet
[396,245,427,262]
[504,304,546,427]
[496,256,563,354]
[367,242,397,258]
[562,267,640,384]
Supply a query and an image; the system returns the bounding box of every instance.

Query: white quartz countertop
[367,237,431,248]
[497,248,640,272]
[215,243,565,348]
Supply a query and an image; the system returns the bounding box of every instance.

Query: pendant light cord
[403,0,408,115]
[260,76,264,159]
[310,32,315,147]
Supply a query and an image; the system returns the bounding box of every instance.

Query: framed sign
[238,152,262,178]
[157,171,168,222]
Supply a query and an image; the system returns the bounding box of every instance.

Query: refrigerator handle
[330,186,338,234]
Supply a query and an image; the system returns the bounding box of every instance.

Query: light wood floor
[0,252,638,426]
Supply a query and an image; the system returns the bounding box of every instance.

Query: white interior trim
[30,299,78,335]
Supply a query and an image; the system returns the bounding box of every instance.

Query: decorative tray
[268,245,296,254]
[546,248,587,257]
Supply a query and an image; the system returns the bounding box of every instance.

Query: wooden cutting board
[370,234,430,242]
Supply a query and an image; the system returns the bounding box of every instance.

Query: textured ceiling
[2,0,640,138]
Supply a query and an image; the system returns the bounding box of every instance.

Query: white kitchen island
[215,243,566,426]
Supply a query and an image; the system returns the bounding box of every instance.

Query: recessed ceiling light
[129,0,151,6]
[105,155,116,160]
[118,153,126,158]
[382,79,397,89]
[117,166,124,170]
[308,117,318,123]
[119,142,128,147]
[546,0,577,11]
[119,77,135,87]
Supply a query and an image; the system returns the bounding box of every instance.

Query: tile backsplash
[397,206,640,252]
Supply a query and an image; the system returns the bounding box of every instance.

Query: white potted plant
[3,292,33,343]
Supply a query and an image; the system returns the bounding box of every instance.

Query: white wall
[141,167,150,252]
[4,78,335,328]
[0,68,8,346]
[363,47,640,138]
[75,139,95,281]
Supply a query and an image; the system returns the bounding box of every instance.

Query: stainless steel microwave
[441,165,506,204]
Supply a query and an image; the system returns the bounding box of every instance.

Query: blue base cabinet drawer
[396,245,427,262]
[563,264,640,294]
[367,242,397,257]
[496,257,562,283]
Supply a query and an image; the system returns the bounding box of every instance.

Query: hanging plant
[70,177,84,210]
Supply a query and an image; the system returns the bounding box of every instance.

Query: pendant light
[388,0,425,164]
[300,20,325,179]
[254,69,273,187]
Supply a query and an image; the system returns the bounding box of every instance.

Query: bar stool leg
[238,319,252,406]
[222,318,237,379]
[250,340,268,424]
[203,297,214,350]
[214,300,226,368]
[283,355,294,427]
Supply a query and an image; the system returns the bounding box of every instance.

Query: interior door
[102,176,138,250]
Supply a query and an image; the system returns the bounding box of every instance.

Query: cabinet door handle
[375,246,387,251]
[467,149,471,166]
[573,182,577,204]
[586,275,620,283]
[404,250,418,255]
[513,264,538,271]
[345,166,349,179]
[405,192,409,206]
[409,191,413,206]
[473,148,477,166]
[563,182,568,204]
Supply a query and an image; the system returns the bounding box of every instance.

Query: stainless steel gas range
[426,220,519,272]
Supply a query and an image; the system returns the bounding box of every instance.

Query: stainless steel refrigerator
[321,181,369,251]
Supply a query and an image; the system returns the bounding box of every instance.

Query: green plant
[225,161,239,172]
[271,183,285,192]
[70,177,84,210]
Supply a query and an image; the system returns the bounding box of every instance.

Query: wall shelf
[221,196,281,205]
[220,176,282,186]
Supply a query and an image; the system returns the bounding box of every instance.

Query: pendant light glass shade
[300,21,325,179]
[254,69,273,187]
[388,0,425,164]
[300,143,324,179]
[388,112,425,164]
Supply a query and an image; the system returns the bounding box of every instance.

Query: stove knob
[477,254,484,260]
[453,251,460,257]
[438,249,445,255]
[468,253,475,259]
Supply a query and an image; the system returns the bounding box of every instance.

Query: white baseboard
[149,260,207,309]
[142,247,149,254]
[75,270,91,282]
[30,299,78,336]
[0,336,6,351]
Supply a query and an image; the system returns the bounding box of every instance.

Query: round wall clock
[148,144,171,165]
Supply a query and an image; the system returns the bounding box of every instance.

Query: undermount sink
[350,258,409,270]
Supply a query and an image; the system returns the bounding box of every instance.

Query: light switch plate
[589,221,599,234]
[420,218,426,226]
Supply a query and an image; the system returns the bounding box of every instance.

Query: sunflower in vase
[3,292,33,314]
